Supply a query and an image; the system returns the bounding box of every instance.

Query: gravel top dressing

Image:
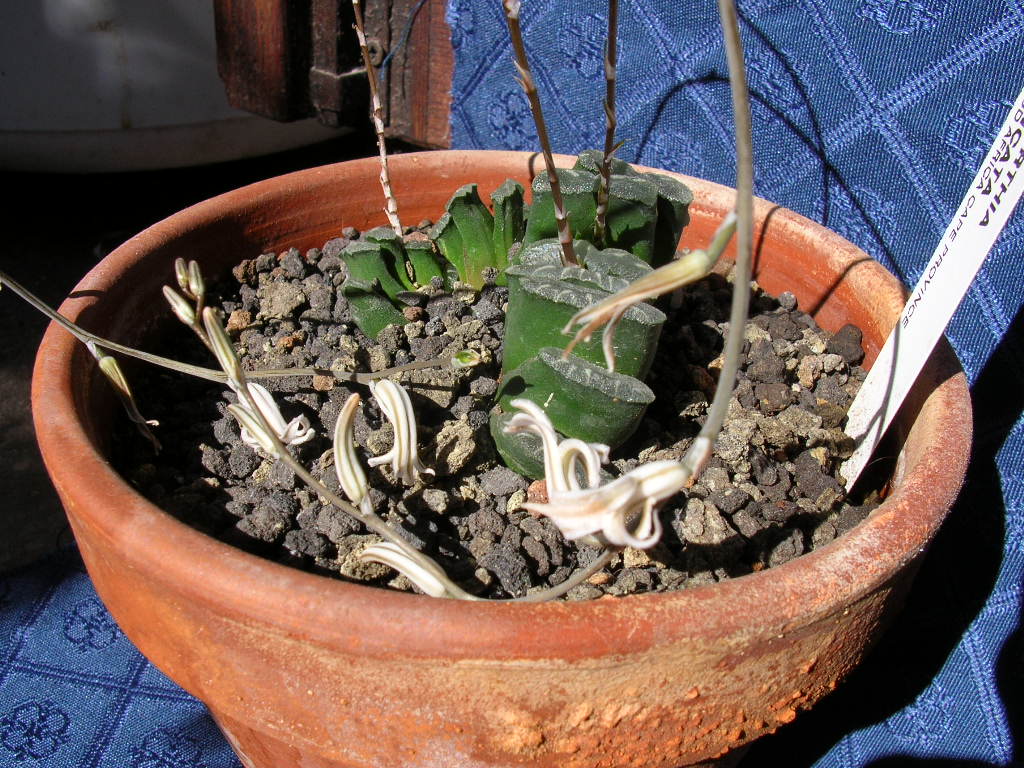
[115,228,882,600]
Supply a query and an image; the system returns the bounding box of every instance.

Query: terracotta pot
[32,150,970,768]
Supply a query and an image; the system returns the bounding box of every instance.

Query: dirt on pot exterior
[116,227,880,601]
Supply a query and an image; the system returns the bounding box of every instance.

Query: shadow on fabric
[635,10,910,288]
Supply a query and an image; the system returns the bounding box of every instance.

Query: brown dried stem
[594,0,619,247]
[502,0,579,266]
[352,0,403,233]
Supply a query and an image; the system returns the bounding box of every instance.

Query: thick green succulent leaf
[512,239,636,293]
[515,239,652,283]
[364,226,416,291]
[574,151,693,267]
[510,263,628,295]
[341,278,406,340]
[514,239,563,268]
[523,169,599,246]
[429,212,464,279]
[432,184,498,290]
[572,241,653,281]
[503,260,664,378]
[404,238,448,288]
[604,174,660,264]
[491,179,526,267]
[496,347,655,450]
[647,174,693,267]
[340,241,408,301]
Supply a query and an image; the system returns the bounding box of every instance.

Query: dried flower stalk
[353,0,403,233]
[502,0,578,267]
[593,0,619,247]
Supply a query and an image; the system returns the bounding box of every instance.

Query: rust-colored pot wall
[32,151,970,768]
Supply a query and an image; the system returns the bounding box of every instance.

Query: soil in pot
[112,226,885,600]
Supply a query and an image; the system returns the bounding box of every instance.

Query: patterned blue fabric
[0,550,240,768]
[448,0,1023,765]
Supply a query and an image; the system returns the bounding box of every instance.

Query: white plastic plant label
[842,84,1024,488]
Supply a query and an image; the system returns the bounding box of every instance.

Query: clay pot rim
[32,149,970,660]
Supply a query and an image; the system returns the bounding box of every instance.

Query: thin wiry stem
[696,0,754,462]
[502,0,579,267]
[0,267,466,386]
[560,1,753,487]
[0,269,223,382]
[593,0,619,248]
[516,548,614,602]
[353,0,403,233]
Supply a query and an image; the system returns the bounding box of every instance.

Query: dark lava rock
[315,507,362,543]
[522,536,550,577]
[768,313,803,342]
[228,445,260,479]
[472,297,504,324]
[750,449,778,486]
[768,528,805,567]
[284,528,329,558]
[480,466,528,497]
[480,549,531,596]
[731,508,762,538]
[321,237,350,259]
[793,451,843,506]
[280,248,307,279]
[239,502,289,543]
[754,381,792,414]
[746,340,787,383]
[835,505,871,535]
[815,375,852,410]
[200,445,229,477]
[827,324,865,365]
[761,500,801,524]
[708,487,752,516]
[470,376,499,398]
[468,507,506,537]
[613,568,653,595]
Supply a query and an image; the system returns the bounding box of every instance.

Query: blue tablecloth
[0,550,240,767]
[1,1,1021,766]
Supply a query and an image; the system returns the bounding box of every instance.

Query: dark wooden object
[214,0,452,148]
[382,0,453,147]
[213,1,312,121]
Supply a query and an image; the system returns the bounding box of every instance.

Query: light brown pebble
[527,479,548,505]
[312,374,335,392]
[276,331,305,351]
[225,309,251,334]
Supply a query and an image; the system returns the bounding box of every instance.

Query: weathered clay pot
[33,151,970,768]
